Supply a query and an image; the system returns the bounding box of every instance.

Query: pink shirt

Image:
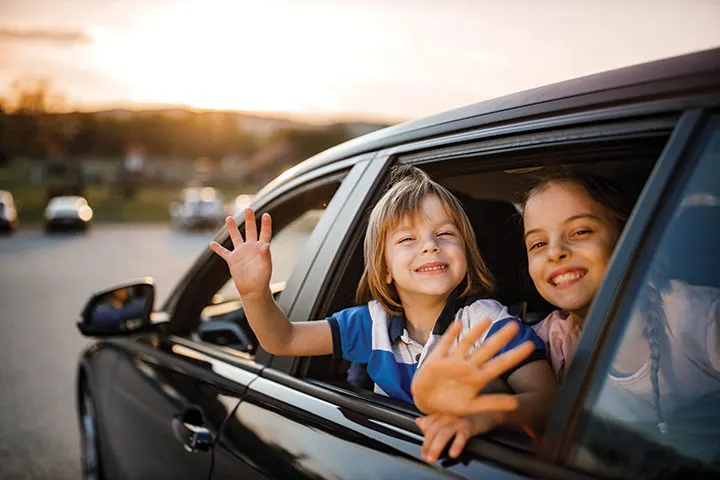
[532,310,583,383]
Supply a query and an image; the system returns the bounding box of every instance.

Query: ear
[385,271,392,284]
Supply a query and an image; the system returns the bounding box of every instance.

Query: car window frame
[555,111,719,470]
[159,157,372,368]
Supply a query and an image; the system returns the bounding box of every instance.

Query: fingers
[466,320,521,368]
[422,418,465,463]
[452,317,491,359]
[243,208,258,242]
[226,216,244,248]
[463,393,519,416]
[258,212,272,243]
[209,241,230,260]
[433,320,463,358]
[448,429,470,459]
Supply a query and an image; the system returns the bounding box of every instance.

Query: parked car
[0,190,18,233]
[170,187,226,231]
[74,48,720,480]
[45,195,93,232]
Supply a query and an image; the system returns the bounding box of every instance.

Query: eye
[437,231,454,237]
[571,229,593,238]
[528,241,546,252]
[398,236,414,244]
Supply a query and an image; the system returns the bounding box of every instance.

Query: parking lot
[0,225,213,479]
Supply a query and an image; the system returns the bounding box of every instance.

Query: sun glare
[89,1,352,112]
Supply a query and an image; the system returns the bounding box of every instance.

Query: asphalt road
[0,225,215,480]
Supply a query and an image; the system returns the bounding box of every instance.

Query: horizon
[2,0,720,122]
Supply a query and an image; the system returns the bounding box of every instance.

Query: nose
[547,239,569,262]
[420,235,440,254]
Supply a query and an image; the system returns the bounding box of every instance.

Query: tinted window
[568,120,720,478]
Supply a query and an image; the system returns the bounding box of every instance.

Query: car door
[186,156,372,478]
[92,336,249,480]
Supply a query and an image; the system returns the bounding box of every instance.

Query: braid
[639,262,670,434]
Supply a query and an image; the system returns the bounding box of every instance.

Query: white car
[45,195,93,232]
[170,187,225,231]
[0,190,18,233]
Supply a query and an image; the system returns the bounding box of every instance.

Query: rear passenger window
[568,119,720,478]
[190,178,342,356]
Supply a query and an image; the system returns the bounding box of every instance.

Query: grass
[1,159,249,224]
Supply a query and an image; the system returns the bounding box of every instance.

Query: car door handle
[171,407,213,453]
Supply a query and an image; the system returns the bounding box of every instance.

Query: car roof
[266,47,720,190]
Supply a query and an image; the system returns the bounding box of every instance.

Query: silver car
[45,195,93,232]
[169,187,225,231]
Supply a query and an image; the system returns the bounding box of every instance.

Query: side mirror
[77,279,155,337]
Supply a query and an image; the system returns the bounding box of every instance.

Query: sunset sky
[2,0,719,122]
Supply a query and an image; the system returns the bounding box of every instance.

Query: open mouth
[549,270,587,286]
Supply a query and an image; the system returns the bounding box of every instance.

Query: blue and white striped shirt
[327,293,547,404]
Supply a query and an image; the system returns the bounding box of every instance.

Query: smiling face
[384,194,468,307]
[523,182,621,319]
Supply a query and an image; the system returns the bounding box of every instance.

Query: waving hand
[411,319,535,416]
[210,208,273,300]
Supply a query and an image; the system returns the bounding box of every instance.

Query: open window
[298,124,672,450]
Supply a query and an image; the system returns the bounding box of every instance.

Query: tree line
[0,79,361,178]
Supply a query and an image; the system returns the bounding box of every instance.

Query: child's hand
[209,209,273,300]
[416,412,502,463]
[411,318,535,416]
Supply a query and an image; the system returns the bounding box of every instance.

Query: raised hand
[411,318,535,416]
[209,208,273,300]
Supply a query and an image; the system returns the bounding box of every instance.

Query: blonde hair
[356,166,495,314]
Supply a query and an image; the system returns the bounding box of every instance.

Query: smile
[415,264,448,273]
[549,270,586,286]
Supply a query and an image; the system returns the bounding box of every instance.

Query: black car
[75,48,720,480]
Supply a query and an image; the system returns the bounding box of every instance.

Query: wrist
[240,287,273,304]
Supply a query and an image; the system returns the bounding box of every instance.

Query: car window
[189,179,341,357]
[567,120,720,478]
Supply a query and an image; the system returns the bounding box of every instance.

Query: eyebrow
[523,213,602,240]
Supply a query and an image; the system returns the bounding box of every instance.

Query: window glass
[568,121,720,478]
[190,180,340,357]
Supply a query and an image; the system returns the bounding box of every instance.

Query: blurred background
[1,0,719,478]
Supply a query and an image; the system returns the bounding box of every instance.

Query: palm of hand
[414,358,485,414]
[209,210,274,299]
[227,242,272,296]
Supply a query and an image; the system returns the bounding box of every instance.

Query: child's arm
[504,360,557,434]
[210,209,333,356]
